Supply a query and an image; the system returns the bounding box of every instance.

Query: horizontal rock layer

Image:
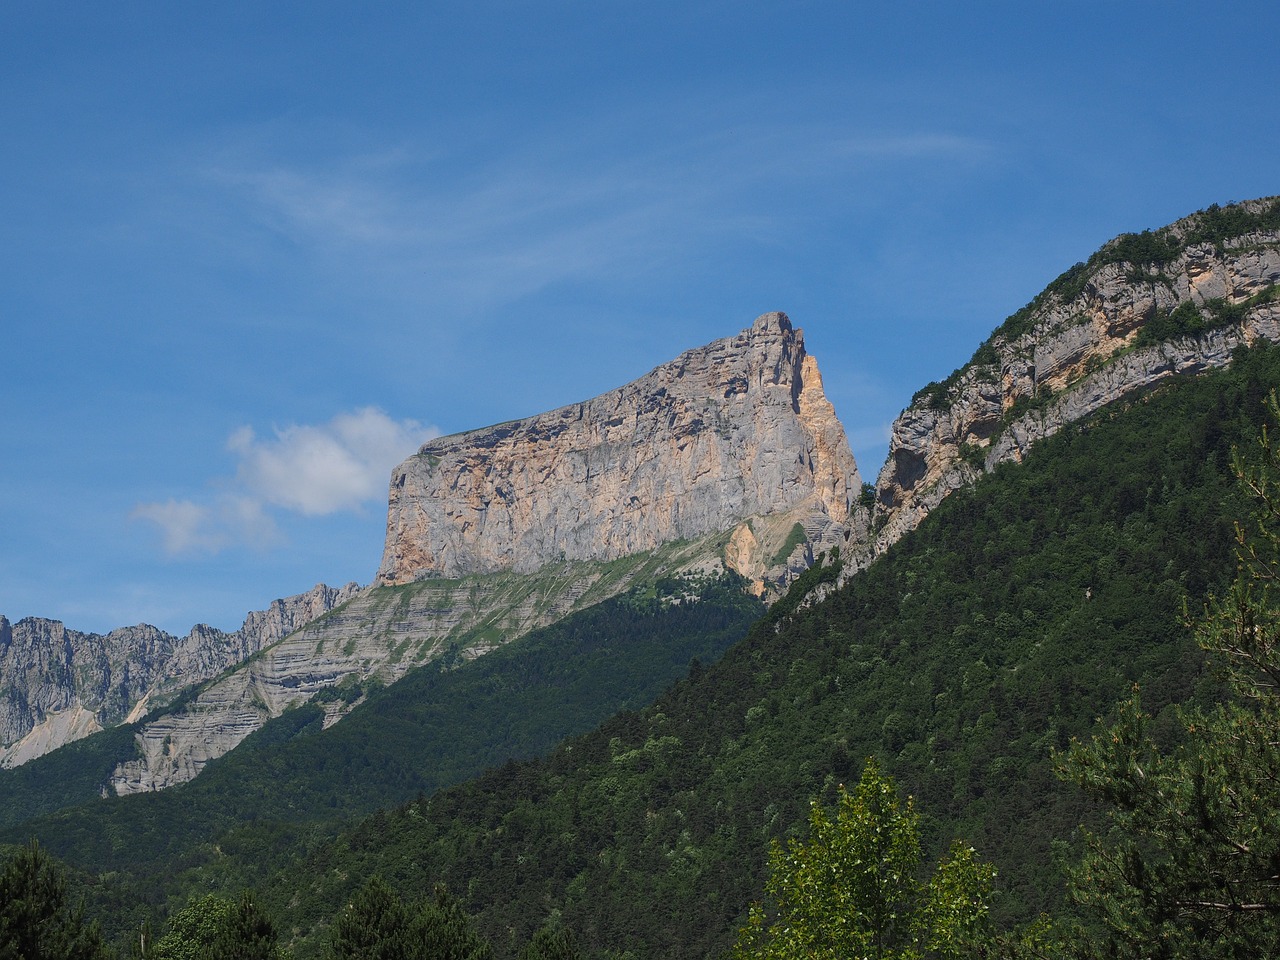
[0,582,361,767]
[108,536,725,793]
[853,197,1280,577]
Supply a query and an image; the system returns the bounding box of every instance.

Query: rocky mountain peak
[377,312,860,586]
[0,582,362,768]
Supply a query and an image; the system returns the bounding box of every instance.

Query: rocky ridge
[12,197,1280,796]
[378,311,861,590]
[108,535,730,793]
[0,582,361,768]
[106,313,862,792]
[851,197,1280,579]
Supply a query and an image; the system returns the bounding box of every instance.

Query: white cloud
[229,407,436,515]
[133,408,436,556]
[131,499,220,555]
[202,118,992,315]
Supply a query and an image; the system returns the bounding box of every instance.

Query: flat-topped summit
[377,312,860,585]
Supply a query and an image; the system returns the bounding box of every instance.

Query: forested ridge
[7,343,1280,957]
[234,343,1280,957]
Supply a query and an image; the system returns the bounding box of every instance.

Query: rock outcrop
[0,582,361,767]
[377,312,860,587]
[852,197,1280,576]
[108,535,732,794]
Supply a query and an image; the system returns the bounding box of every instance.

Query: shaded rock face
[855,198,1280,574]
[0,582,361,767]
[377,312,861,585]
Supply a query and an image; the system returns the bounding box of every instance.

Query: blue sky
[4,1,1278,635]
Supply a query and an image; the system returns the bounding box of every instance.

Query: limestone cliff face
[0,582,361,767]
[855,197,1280,573]
[377,312,860,586]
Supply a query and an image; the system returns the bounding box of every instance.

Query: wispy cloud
[133,408,437,556]
[201,117,993,314]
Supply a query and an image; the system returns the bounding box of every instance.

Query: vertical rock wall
[377,312,861,585]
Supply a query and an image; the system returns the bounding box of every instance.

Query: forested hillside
[254,343,1280,958]
[0,576,763,942]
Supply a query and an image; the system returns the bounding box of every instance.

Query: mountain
[377,310,859,588]
[6,311,858,794]
[856,197,1280,570]
[14,195,1278,791]
[263,337,1280,959]
[0,582,360,768]
[2,193,1280,960]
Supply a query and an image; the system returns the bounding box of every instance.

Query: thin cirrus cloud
[203,121,992,312]
[132,407,437,556]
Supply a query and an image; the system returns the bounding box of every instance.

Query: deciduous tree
[732,757,994,960]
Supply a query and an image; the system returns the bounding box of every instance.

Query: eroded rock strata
[0,582,361,767]
[854,197,1280,577]
[377,311,861,586]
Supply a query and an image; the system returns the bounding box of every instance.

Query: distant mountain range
[2,194,1277,800]
[2,194,1279,957]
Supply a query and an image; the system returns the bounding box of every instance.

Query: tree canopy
[1056,393,1280,958]
[732,758,994,960]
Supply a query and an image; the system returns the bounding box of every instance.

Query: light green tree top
[733,757,994,960]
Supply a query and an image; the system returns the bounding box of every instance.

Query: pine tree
[329,876,413,960]
[198,891,282,960]
[0,841,110,960]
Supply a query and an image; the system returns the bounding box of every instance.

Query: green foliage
[963,199,1280,400]
[328,877,411,960]
[1054,392,1280,958]
[770,523,808,566]
[0,724,141,831]
[0,575,761,951]
[200,891,283,960]
[14,339,1280,958]
[1137,285,1279,350]
[519,924,580,960]
[732,758,993,960]
[0,841,111,960]
[328,880,492,960]
[258,345,1280,959]
[149,891,282,960]
[151,895,236,960]
[1135,300,1206,347]
[859,482,878,509]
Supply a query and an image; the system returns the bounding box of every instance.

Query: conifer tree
[329,876,413,960]
[198,891,282,960]
[0,841,110,960]
[328,878,492,960]
[151,891,282,960]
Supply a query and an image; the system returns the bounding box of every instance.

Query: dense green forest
[0,575,763,943]
[7,340,1280,957]
[218,342,1280,958]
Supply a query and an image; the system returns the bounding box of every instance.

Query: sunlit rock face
[377,311,861,585]
[852,197,1280,578]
